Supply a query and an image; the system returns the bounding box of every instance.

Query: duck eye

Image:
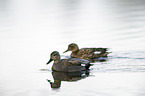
[53,54,56,56]
[69,46,74,49]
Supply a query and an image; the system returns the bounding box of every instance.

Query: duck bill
[46,58,53,65]
[63,50,68,53]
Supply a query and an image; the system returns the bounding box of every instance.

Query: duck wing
[61,58,90,70]
[69,58,91,69]
[62,58,90,65]
[67,66,86,72]
[79,48,108,55]
[61,59,81,66]
[68,58,90,65]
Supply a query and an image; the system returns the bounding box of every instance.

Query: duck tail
[95,48,108,52]
[85,64,93,70]
[99,52,112,57]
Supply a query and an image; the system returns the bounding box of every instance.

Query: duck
[46,51,91,72]
[63,43,110,60]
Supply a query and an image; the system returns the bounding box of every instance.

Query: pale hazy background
[0,0,145,96]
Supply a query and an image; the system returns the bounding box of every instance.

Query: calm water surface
[0,0,145,96]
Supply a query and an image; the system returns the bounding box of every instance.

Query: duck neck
[72,49,79,53]
[71,50,79,58]
[54,57,61,63]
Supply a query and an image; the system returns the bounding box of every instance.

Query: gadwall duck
[64,43,110,60]
[46,51,91,72]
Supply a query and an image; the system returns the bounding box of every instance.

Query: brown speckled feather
[78,48,107,55]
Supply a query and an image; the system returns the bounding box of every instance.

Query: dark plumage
[64,43,110,60]
[46,51,90,72]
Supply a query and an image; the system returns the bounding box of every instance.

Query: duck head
[63,43,79,53]
[46,51,61,64]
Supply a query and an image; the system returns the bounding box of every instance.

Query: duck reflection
[47,71,90,88]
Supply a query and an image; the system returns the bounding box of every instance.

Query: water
[0,0,145,96]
